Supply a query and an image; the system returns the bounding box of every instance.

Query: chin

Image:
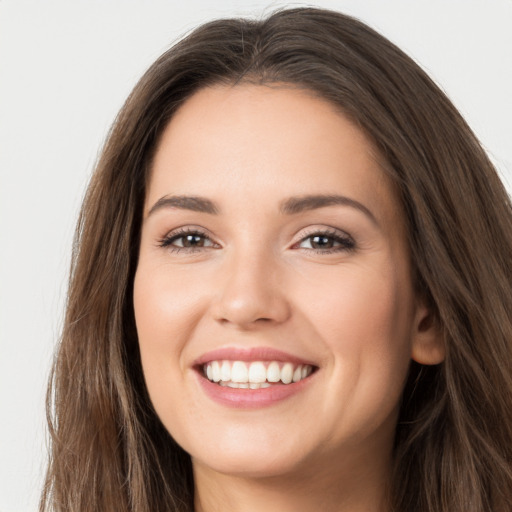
[184,427,314,479]
[193,453,309,480]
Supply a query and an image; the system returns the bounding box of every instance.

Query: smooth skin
[133,84,444,512]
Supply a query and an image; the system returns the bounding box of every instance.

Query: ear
[410,300,445,365]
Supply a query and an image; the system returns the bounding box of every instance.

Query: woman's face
[134,84,442,480]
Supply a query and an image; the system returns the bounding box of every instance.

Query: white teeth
[267,361,281,382]
[248,361,267,383]
[231,361,249,383]
[211,361,221,382]
[220,361,231,381]
[203,360,314,387]
[281,362,294,384]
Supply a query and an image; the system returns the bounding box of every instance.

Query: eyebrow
[280,194,378,225]
[147,195,219,216]
[147,193,377,225]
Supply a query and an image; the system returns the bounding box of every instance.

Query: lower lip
[196,372,315,409]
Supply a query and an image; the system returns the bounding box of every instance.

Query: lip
[196,371,316,409]
[193,346,316,367]
[193,346,318,409]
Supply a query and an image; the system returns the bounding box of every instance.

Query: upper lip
[193,347,318,367]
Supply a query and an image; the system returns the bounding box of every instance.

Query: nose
[211,250,291,329]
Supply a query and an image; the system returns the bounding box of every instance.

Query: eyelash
[293,228,355,253]
[158,227,355,254]
[158,227,216,253]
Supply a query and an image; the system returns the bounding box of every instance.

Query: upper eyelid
[164,225,214,239]
[294,225,353,241]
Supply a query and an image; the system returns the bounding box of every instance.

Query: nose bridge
[212,241,290,327]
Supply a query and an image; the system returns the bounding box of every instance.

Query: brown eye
[297,231,355,252]
[181,234,207,247]
[309,235,336,249]
[160,230,217,251]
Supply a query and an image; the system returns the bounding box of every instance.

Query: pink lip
[193,346,316,367]
[192,346,318,409]
[196,371,316,409]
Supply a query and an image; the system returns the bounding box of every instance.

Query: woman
[41,7,512,512]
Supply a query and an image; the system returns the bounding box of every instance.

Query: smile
[203,360,314,388]
[194,348,318,407]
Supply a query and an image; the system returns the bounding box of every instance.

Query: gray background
[1,1,511,510]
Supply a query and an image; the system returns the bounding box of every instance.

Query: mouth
[201,360,315,389]
[193,348,318,407]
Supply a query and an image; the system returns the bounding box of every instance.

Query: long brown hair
[41,8,512,511]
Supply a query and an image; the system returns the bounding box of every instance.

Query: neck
[193,449,392,512]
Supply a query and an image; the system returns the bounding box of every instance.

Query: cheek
[134,262,208,352]
[133,262,207,412]
[296,260,414,350]
[293,262,414,430]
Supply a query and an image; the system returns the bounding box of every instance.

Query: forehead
[147,84,402,227]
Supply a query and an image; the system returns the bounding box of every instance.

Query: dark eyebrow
[280,194,378,225]
[147,193,377,224]
[147,195,219,216]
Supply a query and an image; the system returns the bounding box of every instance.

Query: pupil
[184,234,203,247]
[312,235,332,248]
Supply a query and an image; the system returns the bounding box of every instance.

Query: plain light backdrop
[1,1,511,511]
